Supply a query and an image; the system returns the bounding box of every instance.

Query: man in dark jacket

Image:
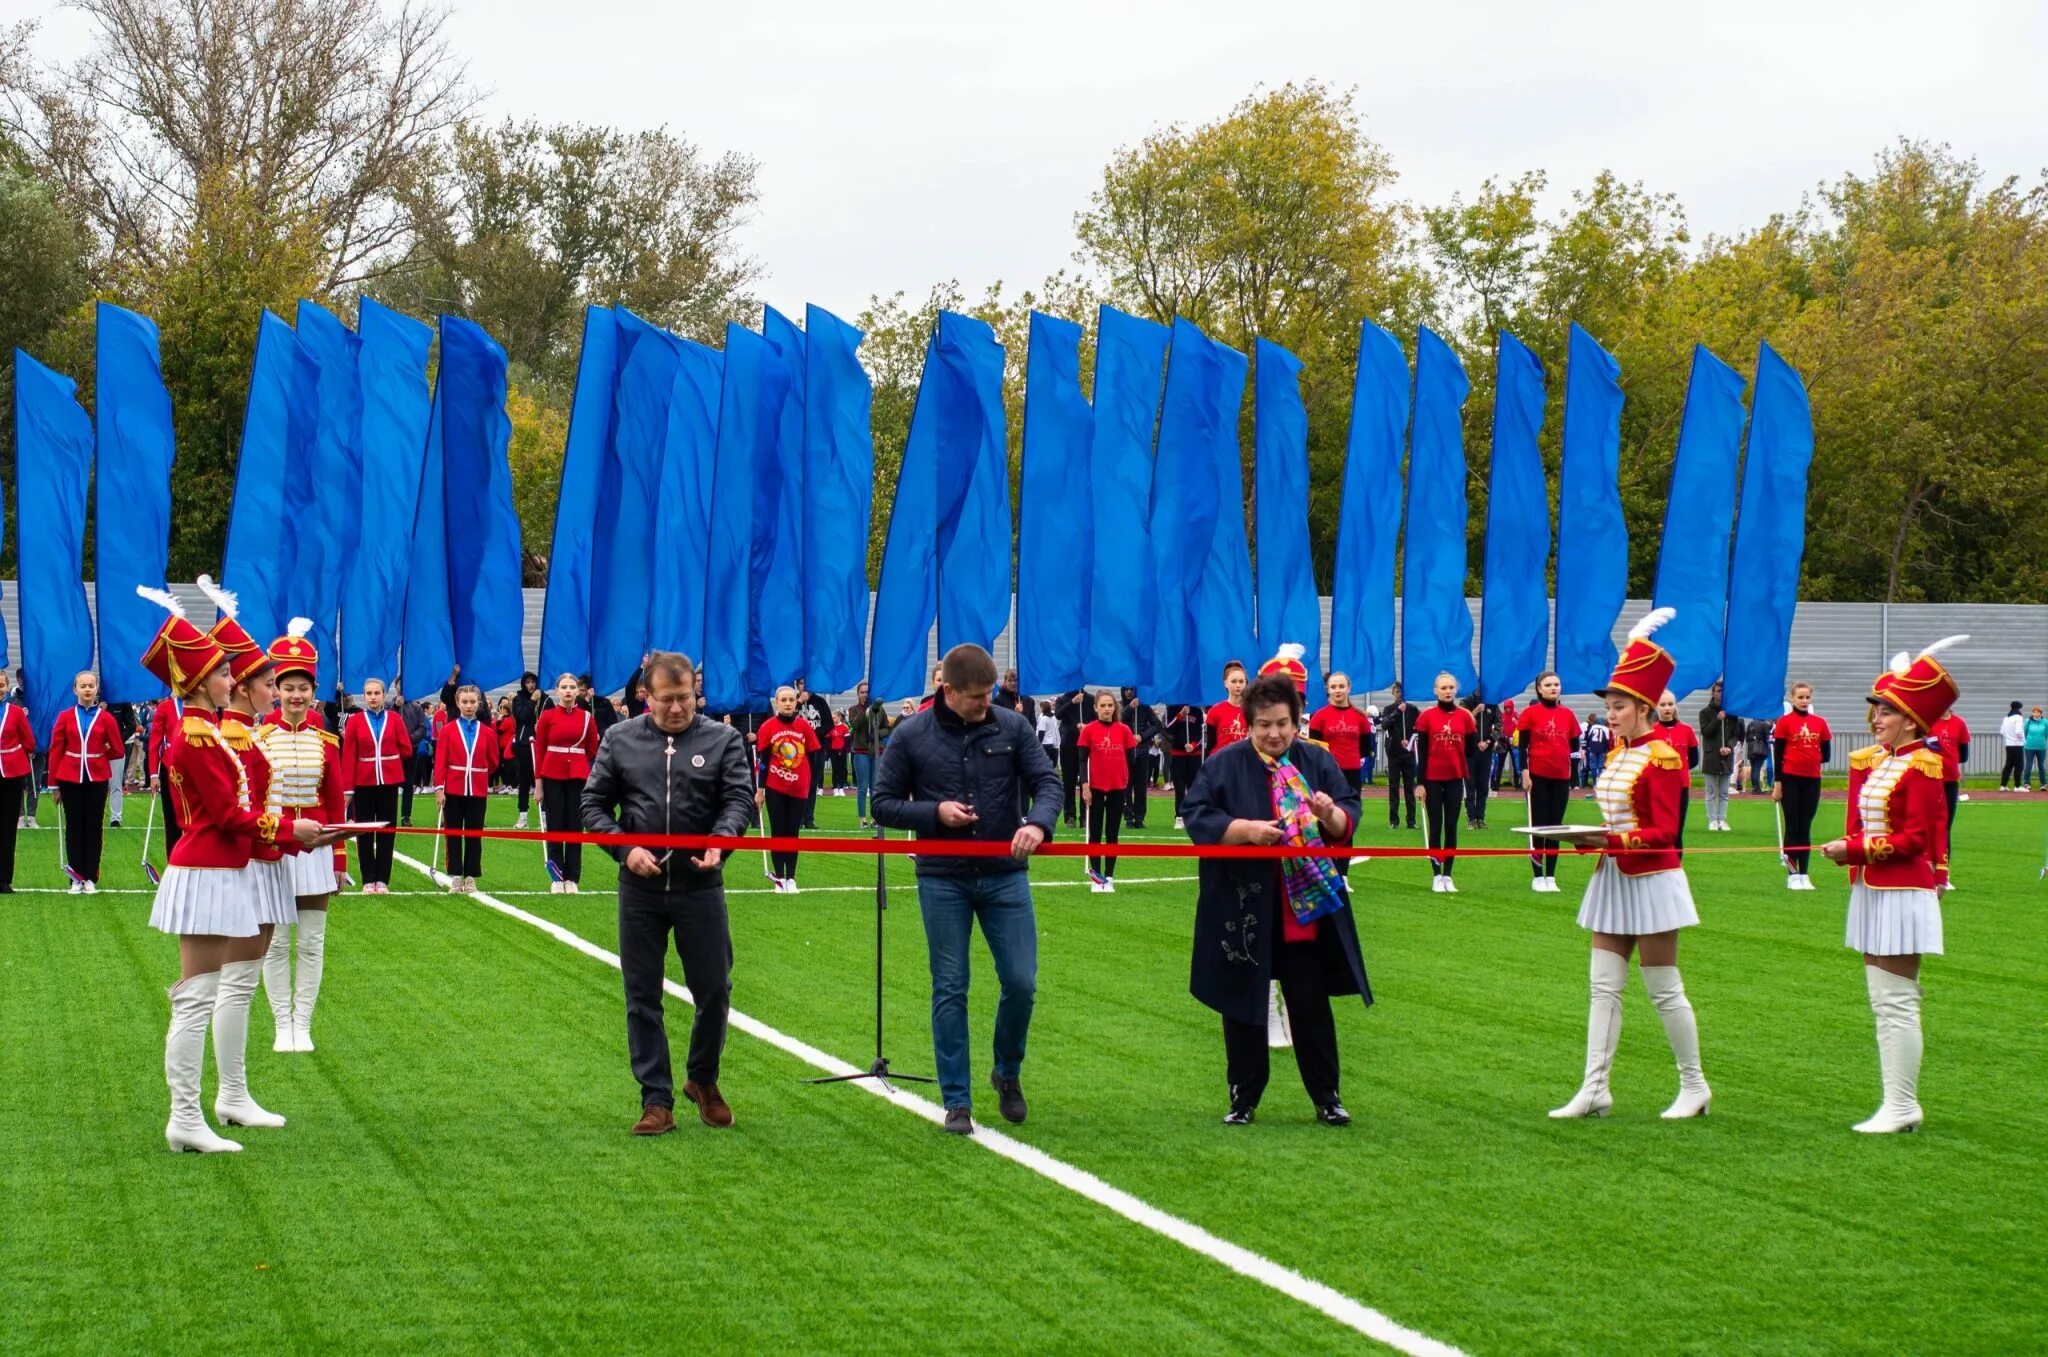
[582,652,755,1137]
[1697,681,1745,832]
[1378,684,1421,830]
[1744,717,1774,793]
[791,677,833,829]
[1052,688,1090,827]
[1122,688,1164,828]
[873,644,1060,1136]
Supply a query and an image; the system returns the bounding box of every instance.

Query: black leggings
[542,777,584,883]
[2001,746,2024,788]
[1528,775,1570,878]
[444,793,486,877]
[1171,754,1201,818]
[1780,774,1821,874]
[1424,777,1463,877]
[354,784,399,884]
[514,740,534,812]
[1675,787,1690,858]
[0,774,23,889]
[1087,788,1126,877]
[1386,756,1417,828]
[60,779,109,882]
[764,789,803,881]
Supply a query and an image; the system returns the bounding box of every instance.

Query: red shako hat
[266,617,319,683]
[136,587,227,697]
[1258,643,1310,694]
[1868,636,1965,733]
[1598,607,1677,706]
[195,575,268,685]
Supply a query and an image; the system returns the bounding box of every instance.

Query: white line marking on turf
[390,848,1462,1357]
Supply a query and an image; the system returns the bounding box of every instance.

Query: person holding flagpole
[1772,683,1833,890]
[434,684,501,894]
[48,670,122,892]
[1518,671,1580,892]
[534,672,599,893]
[1413,673,1478,893]
[342,678,413,894]
[754,686,821,894]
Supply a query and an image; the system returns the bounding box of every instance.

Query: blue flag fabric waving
[932,312,1010,658]
[402,364,453,692]
[592,308,677,695]
[1722,343,1814,720]
[1478,331,1550,702]
[1554,324,1628,694]
[1253,338,1320,694]
[1329,319,1410,692]
[347,297,434,689]
[539,306,618,686]
[1085,306,1169,685]
[868,329,943,704]
[1401,327,1475,695]
[1652,346,1748,698]
[757,307,808,689]
[437,316,525,689]
[647,337,723,664]
[293,300,363,674]
[1194,347,1253,691]
[703,325,789,712]
[1017,311,1092,695]
[1147,318,1229,704]
[222,311,314,649]
[14,351,97,745]
[92,302,176,702]
[801,305,873,694]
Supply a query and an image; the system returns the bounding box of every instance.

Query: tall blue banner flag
[757,307,808,690]
[293,300,364,674]
[1329,320,1409,692]
[647,337,723,665]
[1147,318,1227,703]
[14,351,97,745]
[1017,311,1092,694]
[800,305,874,694]
[592,308,677,695]
[703,325,789,712]
[346,297,434,689]
[932,312,1010,657]
[222,310,311,649]
[92,303,176,701]
[868,330,942,703]
[1252,338,1320,694]
[1478,331,1550,702]
[1400,327,1475,695]
[1554,324,1628,694]
[1722,343,1814,720]
[1084,306,1169,685]
[539,306,618,685]
[1652,346,1747,698]
[402,363,454,691]
[437,316,525,688]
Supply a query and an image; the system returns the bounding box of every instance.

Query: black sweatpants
[0,774,23,888]
[1060,742,1083,823]
[1386,755,1417,828]
[1423,777,1463,877]
[1171,753,1201,819]
[60,779,108,882]
[1221,937,1341,1109]
[1943,780,1959,829]
[444,794,487,877]
[1675,786,1691,858]
[804,752,825,827]
[2001,746,2024,788]
[1780,774,1821,874]
[354,784,400,884]
[764,789,804,881]
[1528,775,1571,878]
[1086,788,1126,878]
[829,749,849,788]
[542,777,584,883]
[1125,749,1149,826]
[620,882,732,1107]
[1466,761,1491,826]
[514,741,534,814]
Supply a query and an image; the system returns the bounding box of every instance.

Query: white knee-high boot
[1551,948,1627,1118]
[213,959,285,1129]
[165,972,240,1154]
[1642,965,1710,1118]
[292,912,328,1052]
[1267,979,1292,1048]
[1856,965,1925,1133]
[263,925,295,1052]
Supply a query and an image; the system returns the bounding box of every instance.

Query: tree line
[3,3,2043,604]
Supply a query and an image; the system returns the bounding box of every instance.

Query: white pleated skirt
[1576,859,1700,935]
[247,859,297,927]
[283,849,339,898]
[148,866,261,938]
[1845,881,1943,956]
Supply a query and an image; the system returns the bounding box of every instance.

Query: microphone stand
[805,813,932,1090]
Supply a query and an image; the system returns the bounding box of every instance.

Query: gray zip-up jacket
[581,713,754,893]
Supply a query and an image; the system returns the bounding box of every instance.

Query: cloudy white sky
[15,0,2047,320]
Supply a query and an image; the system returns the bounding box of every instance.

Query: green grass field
[1,781,2042,1355]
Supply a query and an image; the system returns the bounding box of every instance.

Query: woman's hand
[754,787,766,808]
[1080,784,1091,807]
[1820,838,1851,865]
[1308,791,1347,838]
[1771,784,1783,804]
[1225,818,1283,846]
[1521,769,1532,793]
[435,788,445,809]
[289,817,321,847]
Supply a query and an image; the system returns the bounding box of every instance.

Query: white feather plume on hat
[134,585,184,619]
[1276,642,1305,663]
[1627,606,1676,642]
[194,574,237,621]
[286,617,313,640]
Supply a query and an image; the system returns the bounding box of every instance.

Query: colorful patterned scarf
[1268,753,1349,926]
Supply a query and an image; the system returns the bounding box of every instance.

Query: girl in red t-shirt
[1654,691,1701,856]
[756,687,821,893]
[1517,671,1582,891]
[1077,691,1138,891]
[1413,673,1479,891]
[1771,683,1833,888]
[828,715,850,794]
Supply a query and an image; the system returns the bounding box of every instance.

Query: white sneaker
[565,881,579,894]
[1531,877,1547,893]
[1442,876,1459,894]
[1102,880,1116,894]
[67,881,83,895]
[515,812,528,829]
[1089,881,1105,893]
[1957,793,1971,802]
[84,880,97,894]
[784,881,801,896]
[1431,875,1445,893]
[550,881,564,894]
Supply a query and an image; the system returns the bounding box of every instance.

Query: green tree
[0,162,93,571]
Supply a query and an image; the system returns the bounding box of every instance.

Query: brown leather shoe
[682,1080,734,1128]
[631,1104,675,1136]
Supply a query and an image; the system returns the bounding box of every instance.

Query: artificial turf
[0,779,2040,1354]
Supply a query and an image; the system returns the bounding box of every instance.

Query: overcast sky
[16,0,2047,322]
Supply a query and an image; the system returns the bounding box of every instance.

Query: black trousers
[542,777,584,883]
[829,750,848,788]
[620,882,731,1106]
[400,763,416,825]
[1466,761,1491,825]
[444,794,486,877]
[2001,746,2024,788]
[0,774,23,888]
[804,752,825,827]
[1086,788,1126,877]
[764,789,803,880]
[1386,755,1417,827]
[354,784,400,884]
[1221,938,1341,1109]
[1125,749,1149,825]
[60,779,108,882]
[1528,775,1571,878]
[514,741,534,813]
[1944,779,1959,829]
[1060,742,1083,822]
[157,771,182,856]
[1675,786,1691,857]
[1171,753,1201,818]
[1780,775,1821,874]
[1424,777,1463,876]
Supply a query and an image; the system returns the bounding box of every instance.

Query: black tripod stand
[805,821,932,1090]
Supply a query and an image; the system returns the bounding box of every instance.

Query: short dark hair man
[582,652,754,1136]
[873,643,1060,1135]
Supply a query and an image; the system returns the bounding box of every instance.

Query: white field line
[389,847,1464,1357]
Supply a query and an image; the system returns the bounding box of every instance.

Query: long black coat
[1182,738,1371,1025]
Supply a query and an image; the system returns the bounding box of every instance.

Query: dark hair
[940,643,998,691]
[644,651,695,688]
[1243,674,1303,726]
[1222,659,1246,678]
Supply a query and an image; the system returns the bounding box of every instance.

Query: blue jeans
[2027,749,2046,786]
[852,752,875,818]
[916,871,1037,1109]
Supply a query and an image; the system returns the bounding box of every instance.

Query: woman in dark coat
[1183,673,1368,1127]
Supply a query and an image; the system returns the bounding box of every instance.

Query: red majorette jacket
[0,703,36,780]
[147,696,187,775]
[433,718,502,798]
[165,710,299,870]
[1583,735,1688,876]
[48,705,122,784]
[533,705,598,781]
[1841,740,1949,891]
[258,712,347,875]
[342,708,414,790]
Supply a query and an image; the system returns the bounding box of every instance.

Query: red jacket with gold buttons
[164,711,300,870]
[1582,735,1687,876]
[1841,740,1949,891]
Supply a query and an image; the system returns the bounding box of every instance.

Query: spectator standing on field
[1697,681,1744,832]
[1998,701,2026,788]
[2024,706,2047,791]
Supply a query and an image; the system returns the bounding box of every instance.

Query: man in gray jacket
[582,652,755,1137]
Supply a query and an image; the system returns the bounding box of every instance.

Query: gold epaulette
[181,715,219,747]
[317,728,340,748]
[218,717,255,752]
[1645,739,1684,771]
[1908,748,1944,779]
[1849,745,1884,771]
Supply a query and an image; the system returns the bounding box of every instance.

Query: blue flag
[932,312,1010,658]
[801,305,873,693]
[1478,331,1550,702]
[1147,318,1228,704]
[437,316,525,688]
[1652,346,1747,698]
[758,307,808,689]
[1401,327,1475,695]
[1253,338,1320,694]
[293,300,363,673]
[13,351,96,745]
[869,329,942,704]
[703,325,790,712]
[1085,305,1169,685]
[222,311,314,649]
[1017,311,1092,694]
[1329,319,1410,692]
[346,297,433,689]
[92,303,176,702]
[647,337,723,664]
[403,358,454,692]
[592,308,678,695]
[538,306,618,685]
[1722,343,1813,720]
[1554,324,1628,694]
[1194,347,1253,693]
